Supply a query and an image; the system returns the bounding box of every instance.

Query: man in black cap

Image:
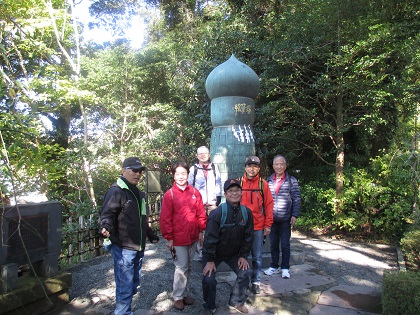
[239,155,273,295]
[202,179,254,314]
[99,157,159,315]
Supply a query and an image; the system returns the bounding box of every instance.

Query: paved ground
[46,231,400,315]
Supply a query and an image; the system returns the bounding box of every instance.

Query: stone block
[0,263,18,293]
[0,272,71,315]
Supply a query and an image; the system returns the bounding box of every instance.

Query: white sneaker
[281,269,290,279]
[264,267,281,275]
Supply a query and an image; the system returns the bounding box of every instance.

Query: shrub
[382,271,420,315]
[400,230,420,271]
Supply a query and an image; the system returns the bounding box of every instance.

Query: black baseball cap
[224,179,242,192]
[245,155,260,166]
[122,157,146,170]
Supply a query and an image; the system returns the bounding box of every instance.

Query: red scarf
[275,173,285,195]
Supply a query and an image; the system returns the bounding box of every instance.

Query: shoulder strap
[170,188,173,200]
[240,205,248,224]
[221,203,228,227]
[259,177,265,213]
[194,163,217,186]
[192,165,198,187]
[211,163,216,185]
[220,203,247,227]
[237,176,264,213]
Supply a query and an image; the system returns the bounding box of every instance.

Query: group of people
[98,147,301,315]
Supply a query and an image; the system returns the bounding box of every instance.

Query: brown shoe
[174,299,184,310]
[183,296,194,305]
[229,303,249,314]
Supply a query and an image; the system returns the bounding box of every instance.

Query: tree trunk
[335,94,345,213]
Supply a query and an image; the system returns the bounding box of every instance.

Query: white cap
[197,146,210,154]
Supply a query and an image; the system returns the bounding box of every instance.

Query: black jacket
[203,201,253,262]
[99,177,155,251]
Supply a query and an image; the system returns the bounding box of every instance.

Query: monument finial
[206,55,260,181]
[205,55,260,100]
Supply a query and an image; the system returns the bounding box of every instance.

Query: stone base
[0,272,71,315]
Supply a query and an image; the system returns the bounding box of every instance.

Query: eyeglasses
[226,188,242,194]
[125,167,143,173]
[170,248,177,260]
[245,164,260,168]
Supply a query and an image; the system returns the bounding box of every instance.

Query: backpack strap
[238,176,265,214]
[259,177,265,214]
[221,203,228,227]
[220,203,248,227]
[211,163,217,185]
[192,165,198,187]
[240,205,248,224]
[193,163,217,186]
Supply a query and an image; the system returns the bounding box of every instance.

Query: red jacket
[159,183,207,246]
[239,173,274,231]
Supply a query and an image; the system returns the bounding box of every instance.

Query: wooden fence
[60,193,162,267]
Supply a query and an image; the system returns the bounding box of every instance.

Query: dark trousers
[269,220,292,269]
[202,255,251,310]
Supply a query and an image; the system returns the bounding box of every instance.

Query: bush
[382,271,420,315]
[400,230,420,271]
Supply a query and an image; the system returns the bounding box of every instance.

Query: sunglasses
[125,167,143,173]
[170,248,177,260]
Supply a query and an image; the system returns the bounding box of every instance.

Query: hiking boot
[264,267,281,275]
[183,296,194,305]
[174,299,184,310]
[229,303,249,314]
[251,284,260,294]
[281,269,290,279]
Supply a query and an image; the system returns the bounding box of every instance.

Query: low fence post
[79,216,85,263]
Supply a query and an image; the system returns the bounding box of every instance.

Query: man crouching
[202,179,254,314]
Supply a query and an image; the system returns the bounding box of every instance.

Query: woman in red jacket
[159,162,207,311]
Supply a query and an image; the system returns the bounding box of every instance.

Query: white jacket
[188,163,222,205]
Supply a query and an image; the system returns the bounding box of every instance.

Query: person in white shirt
[188,146,222,257]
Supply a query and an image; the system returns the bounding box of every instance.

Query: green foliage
[400,209,420,271]
[400,230,420,271]
[339,152,414,241]
[297,180,336,230]
[382,271,420,315]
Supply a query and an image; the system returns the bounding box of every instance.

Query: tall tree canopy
[1,0,418,239]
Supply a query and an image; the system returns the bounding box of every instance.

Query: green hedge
[382,271,420,315]
[400,230,420,270]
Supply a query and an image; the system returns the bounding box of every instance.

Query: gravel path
[65,231,398,314]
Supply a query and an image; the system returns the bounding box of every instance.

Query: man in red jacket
[239,156,274,294]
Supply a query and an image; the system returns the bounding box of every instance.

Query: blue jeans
[202,256,251,310]
[251,229,263,284]
[269,220,291,269]
[111,245,144,315]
